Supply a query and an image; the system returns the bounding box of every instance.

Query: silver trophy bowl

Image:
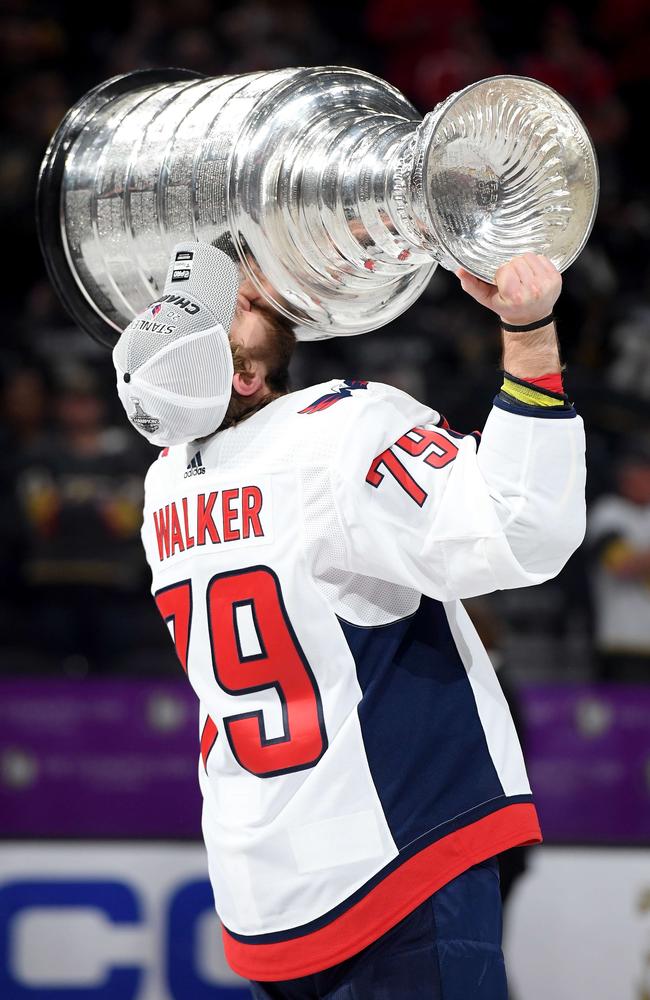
[37,66,598,346]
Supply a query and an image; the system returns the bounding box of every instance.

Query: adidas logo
[184,450,205,478]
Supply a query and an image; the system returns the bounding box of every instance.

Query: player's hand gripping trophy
[37,67,598,347]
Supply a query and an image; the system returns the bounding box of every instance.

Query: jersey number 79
[366,426,459,506]
[155,567,328,779]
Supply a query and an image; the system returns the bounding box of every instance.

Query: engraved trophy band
[37,66,599,345]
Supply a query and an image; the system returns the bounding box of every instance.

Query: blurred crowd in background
[1,0,650,684]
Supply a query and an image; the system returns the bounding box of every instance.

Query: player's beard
[207,311,296,437]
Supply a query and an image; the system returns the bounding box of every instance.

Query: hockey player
[113,242,586,999]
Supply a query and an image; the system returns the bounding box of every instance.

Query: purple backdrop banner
[0,679,202,837]
[0,680,648,841]
[520,683,650,843]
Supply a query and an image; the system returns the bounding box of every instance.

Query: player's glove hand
[455,253,562,326]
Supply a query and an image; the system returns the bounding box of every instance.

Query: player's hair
[216,304,296,432]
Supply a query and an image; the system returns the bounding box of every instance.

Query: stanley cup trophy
[37,67,599,347]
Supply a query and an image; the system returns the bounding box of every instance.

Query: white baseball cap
[113,241,240,447]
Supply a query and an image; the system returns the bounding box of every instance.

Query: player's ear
[233,370,264,397]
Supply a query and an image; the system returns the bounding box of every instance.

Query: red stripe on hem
[222,802,541,981]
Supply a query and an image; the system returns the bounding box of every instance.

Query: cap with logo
[112,241,240,446]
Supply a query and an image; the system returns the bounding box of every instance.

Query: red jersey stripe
[222,802,541,981]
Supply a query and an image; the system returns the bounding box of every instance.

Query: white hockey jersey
[141,379,586,981]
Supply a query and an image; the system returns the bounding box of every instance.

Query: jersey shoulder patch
[298,379,368,414]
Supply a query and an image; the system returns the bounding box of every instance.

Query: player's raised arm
[462,253,585,581]
[333,253,586,602]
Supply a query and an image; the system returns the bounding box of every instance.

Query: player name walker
[153,486,264,562]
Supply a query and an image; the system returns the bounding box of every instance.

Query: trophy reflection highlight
[37,67,598,346]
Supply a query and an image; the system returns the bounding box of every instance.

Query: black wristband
[500,314,555,333]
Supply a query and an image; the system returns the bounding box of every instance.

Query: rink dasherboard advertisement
[0,844,248,999]
[0,843,648,1000]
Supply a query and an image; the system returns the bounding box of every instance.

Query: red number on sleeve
[396,427,459,469]
[366,449,428,506]
[366,425,459,505]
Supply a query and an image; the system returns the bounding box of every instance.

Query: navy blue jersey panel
[339,598,505,850]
